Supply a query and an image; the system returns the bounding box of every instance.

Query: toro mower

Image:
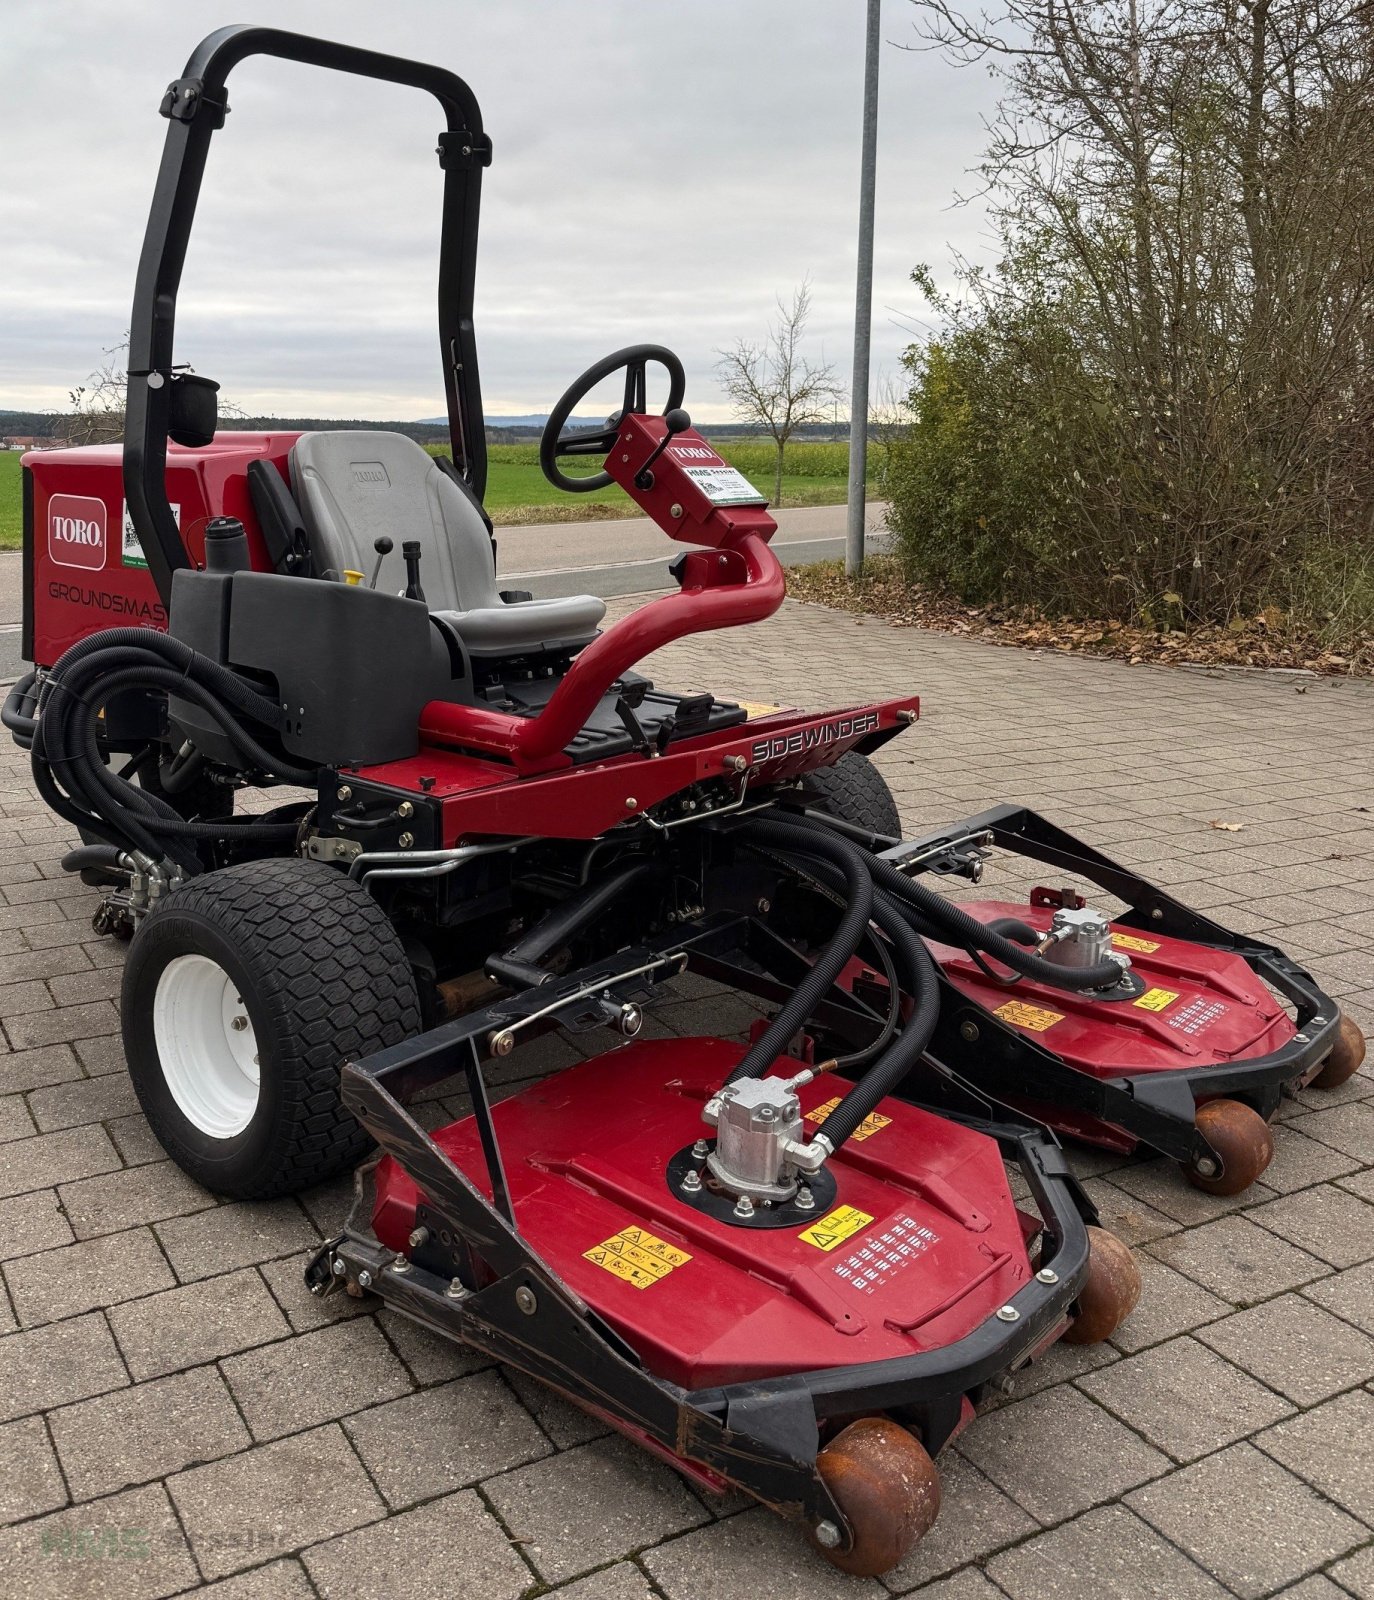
[4,24,1363,1576]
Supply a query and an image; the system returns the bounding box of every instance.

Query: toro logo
[47,495,108,571]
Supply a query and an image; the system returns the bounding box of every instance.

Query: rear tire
[807,751,902,838]
[122,858,420,1199]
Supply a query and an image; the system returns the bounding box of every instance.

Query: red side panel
[23,432,299,667]
[372,1038,1036,1390]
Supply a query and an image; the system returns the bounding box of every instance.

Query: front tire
[122,858,420,1199]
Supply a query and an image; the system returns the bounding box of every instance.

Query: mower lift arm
[125,25,490,608]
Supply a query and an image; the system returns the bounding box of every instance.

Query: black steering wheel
[539,344,687,493]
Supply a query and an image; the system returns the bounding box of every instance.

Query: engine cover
[372,1037,1040,1390]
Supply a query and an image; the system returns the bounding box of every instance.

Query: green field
[0,438,865,551]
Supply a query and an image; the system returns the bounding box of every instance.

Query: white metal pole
[845,0,882,578]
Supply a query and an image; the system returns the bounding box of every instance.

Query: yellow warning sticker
[805,1097,891,1142]
[1134,987,1180,1012]
[583,1227,691,1290]
[1112,932,1162,954]
[994,999,1066,1033]
[800,1204,875,1253]
[735,699,783,719]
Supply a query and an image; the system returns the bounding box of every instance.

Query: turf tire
[122,857,420,1199]
[807,750,902,838]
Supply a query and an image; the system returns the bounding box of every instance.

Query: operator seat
[290,430,605,656]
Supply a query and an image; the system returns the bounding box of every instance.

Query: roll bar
[123,25,490,606]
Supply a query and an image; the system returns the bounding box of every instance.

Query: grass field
[0,439,866,551]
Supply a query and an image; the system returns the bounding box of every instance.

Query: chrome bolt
[692,1139,710,1159]
[1150,907,1164,921]
[357,1269,373,1289]
[682,1169,703,1194]
[1294,1032,1309,1044]
[398,831,415,849]
[813,1520,842,1550]
[724,754,748,773]
[408,1226,431,1250]
[733,1196,756,1219]
[1313,1015,1327,1026]
[231,1015,249,1032]
[397,801,414,818]
[337,785,352,802]
[1035,1267,1059,1285]
[390,1255,411,1274]
[625,797,638,811]
[620,1003,643,1037]
[515,1286,538,1315]
[795,1185,816,1212]
[996,1305,1020,1322]
[757,897,771,914]
[445,1277,468,1299]
[331,1257,347,1277]
[960,1021,980,1043]
[332,840,349,858]
[1194,1155,1220,1179]
[489,1029,515,1058]
[897,708,918,724]
[669,502,683,519]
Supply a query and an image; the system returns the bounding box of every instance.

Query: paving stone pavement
[1,594,1373,1599]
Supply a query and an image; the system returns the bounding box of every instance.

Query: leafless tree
[717,281,843,506]
[57,337,129,446]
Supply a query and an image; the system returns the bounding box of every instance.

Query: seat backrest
[290,430,498,612]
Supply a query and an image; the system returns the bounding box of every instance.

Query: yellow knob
[342,569,364,586]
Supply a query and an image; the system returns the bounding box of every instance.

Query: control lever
[401,539,426,603]
[634,408,691,490]
[368,536,393,590]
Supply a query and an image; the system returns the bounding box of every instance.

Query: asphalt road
[0,500,888,685]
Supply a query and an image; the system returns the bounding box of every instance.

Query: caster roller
[1311,1015,1366,1091]
[1184,1098,1274,1196]
[1063,1225,1141,1345]
[810,1416,941,1577]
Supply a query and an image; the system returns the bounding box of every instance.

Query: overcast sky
[0,1,1000,423]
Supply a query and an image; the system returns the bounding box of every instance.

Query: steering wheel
[539,344,686,493]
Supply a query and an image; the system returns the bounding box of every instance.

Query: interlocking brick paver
[1127,1443,1368,1598]
[108,1266,291,1380]
[3,591,1372,1596]
[1196,1293,1374,1405]
[343,1370,550,1508]
[985,1503,1231,1600]
[302,1491,532,1600]
[1148,1214,1330,1306]
[0,1415,66,1525]
[957,1386,1169,1523]
[48,1365,250,1501]
[0,1310,129,1420]
[221,1317,412,1441]
[0,1482,199,1599]
[4,1226,176,1327]
[484,1434,710,1584]
[1078,1335,1293,1461]
[168,1423,385,1580]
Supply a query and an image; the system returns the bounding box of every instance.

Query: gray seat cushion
[290,430,605,656]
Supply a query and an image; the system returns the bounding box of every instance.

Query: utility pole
[845,0,882,578]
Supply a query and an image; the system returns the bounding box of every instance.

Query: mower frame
[307,907,1099,1536]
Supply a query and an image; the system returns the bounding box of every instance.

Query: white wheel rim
[153,954,261,1138]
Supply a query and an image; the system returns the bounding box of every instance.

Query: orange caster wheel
[1312,1015,1366,1090]
[810,1416,941,1577]
[1062,1225,1141,1345]
[1184,1098,1274,1196]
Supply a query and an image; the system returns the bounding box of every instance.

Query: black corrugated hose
[32,629,316,875]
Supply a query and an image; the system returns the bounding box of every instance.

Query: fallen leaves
[1209,820,1245,831]
[787,557,1373,677]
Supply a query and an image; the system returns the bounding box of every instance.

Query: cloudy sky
[0,1,1000,423]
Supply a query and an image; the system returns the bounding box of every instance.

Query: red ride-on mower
[1,21,1352,1574]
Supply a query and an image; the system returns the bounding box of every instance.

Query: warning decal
[994,999,1066,1033]
[832,1213,941,1295]
[800,1204,874,1253]
[1134,987,1180,1012]
[584,1226,691,1290]
[1112,933,1162,954]
[805,1097,891,1142]
[735,699,783,719]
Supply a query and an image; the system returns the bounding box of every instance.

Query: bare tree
[57,337,129,446]
[717,281,843,506]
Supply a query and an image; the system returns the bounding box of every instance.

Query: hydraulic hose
[729,817,874,1083]
[33,629,315,875]
[783,813,1126,992]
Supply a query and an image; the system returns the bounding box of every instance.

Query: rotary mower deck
[5,23,1363,1577]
